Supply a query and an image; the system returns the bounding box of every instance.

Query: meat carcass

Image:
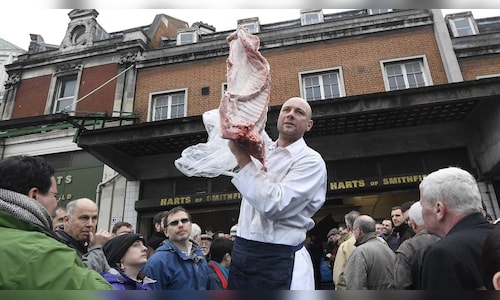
[219,26,271,167]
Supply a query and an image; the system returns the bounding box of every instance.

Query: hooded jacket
[0,188,112,290]
[101,268,155,290]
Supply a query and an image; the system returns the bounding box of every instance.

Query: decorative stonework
[119,52,141,65]
[55,62,83,73]
[5,73,21,87]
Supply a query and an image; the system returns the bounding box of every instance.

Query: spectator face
[375,224,384,236]
[65,199,98,242]
[35,176,58,215]
[122,240,148,268]
[420,193,440,237]
[52,207,66,230]
[339,226,348,235]
[391,208,405,227]
[164,211,191,243]
[200,239,211,256]
[115,225,133,235]
[382,220,393,235]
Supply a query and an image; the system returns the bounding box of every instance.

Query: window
[54,75,77,113]
[240,22,259,33]
[176,31,198,45]
[71,25,87,45]
[151,91,186,121]
[449,17,477,37]
[381,57,432,91]
[300,69,344,101]
[368,9,393,15]
[222,82,228,95]
[238,17,260,33]
[300,10,324,25]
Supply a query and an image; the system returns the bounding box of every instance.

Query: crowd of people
[1,96,500,290]
[322,166,499,290]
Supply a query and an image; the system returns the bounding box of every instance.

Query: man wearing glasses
[0,155,112,289]
[142,206,209,289]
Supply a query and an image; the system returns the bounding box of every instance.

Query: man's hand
[228,140,252,168]
[89,229,113,247]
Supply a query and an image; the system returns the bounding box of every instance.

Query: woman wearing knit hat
[101,233,156,290]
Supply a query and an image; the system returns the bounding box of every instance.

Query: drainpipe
[95,172,121,210]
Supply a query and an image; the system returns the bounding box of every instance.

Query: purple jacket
[101,268,155,290]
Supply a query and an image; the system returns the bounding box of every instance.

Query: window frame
[449,16,478,37]
[476,73,500,79]
[176,30,198,45]
[380,55,433,91]
[46,70,82,116]
[368,9,393,15]
[298,67,346,101]
[300,9,324,26]
[148,89,188,121]
[240,22,259,34]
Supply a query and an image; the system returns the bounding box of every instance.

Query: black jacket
[421,213,494,289]
[146,231,167,250]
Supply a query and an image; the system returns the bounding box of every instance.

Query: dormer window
[300,9,324,26]
[71,25,88,45]
[368,9,393,15]
[238,17,260,33]
[177,29,198,45]
[449,17,478,37]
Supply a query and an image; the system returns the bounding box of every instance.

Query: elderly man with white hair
[393,201,440,289]
[419,166,494,290]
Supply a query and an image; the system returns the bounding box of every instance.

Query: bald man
[227,97,327,290]
[54,198,113,273]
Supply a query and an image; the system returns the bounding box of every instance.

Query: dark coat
[146,231,167,250]
[421,213,494,290]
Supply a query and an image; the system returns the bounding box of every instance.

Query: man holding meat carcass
[227,97,327,290]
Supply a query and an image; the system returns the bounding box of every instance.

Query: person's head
[338,224,348,236]
[277,97,313,147]
[103,233,148,272]
[344,210,360,231]
[419,167,482,237]
[382,218,393,235]
[401,201,415,224]
[163,206,192,244]
[407,201,425,233]
[352,215,376,240]
[481,225,500,290]
[64,198,98,242]
[200,233,213,256]
[52,206,66,230]
[190,222,202,245]
[375,223,384,236]
[112,221,133,236]
[153,211,167,233]
[209,237,234,269]
[215,231,226,238]
[0,155,57,214]
[391,206,405,228]
[327,228,341,242]
[205,225,215,236]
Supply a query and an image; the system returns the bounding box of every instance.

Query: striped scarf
[0,188,52,230]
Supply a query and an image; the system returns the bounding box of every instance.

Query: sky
[1,9,500,51]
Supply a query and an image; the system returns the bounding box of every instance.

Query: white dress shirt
[232,137,327,245]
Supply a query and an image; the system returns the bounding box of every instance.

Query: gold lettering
[56,176,63,185]
[160,198,167,206]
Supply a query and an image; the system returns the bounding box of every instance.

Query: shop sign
[159,192,242,207]
[329,174,426,192]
